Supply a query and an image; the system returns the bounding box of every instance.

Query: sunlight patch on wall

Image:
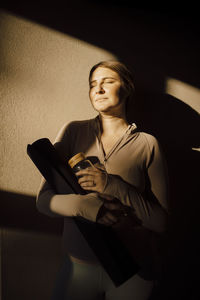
[166,77,200,152]
[0,10,116,195]
[166,77,200,114]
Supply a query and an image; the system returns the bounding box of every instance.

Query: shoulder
[61,118,93,131]
[54,118,95,143]
[132,131,159,150]
[138,132,159,149]
[68,118,95,130]
[135,132,161,168]
[65,118,96,132]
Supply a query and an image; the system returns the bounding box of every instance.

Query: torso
[100,125,130,156]
[67,118,146,190]
[60,117,157,262]
[101,134,122,156]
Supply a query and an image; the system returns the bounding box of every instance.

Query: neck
[99,113,129,136]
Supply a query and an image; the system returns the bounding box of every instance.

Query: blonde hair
[89,60,135,103]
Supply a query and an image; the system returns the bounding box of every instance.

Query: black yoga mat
[27,138,139,286]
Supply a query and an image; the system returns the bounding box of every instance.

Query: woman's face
[89,67,127,115]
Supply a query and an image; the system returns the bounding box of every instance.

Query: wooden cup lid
[68,152,86,168]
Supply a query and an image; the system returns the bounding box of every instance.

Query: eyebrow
[90,77,117,84]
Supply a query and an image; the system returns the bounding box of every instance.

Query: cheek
[108,85,120,97]
[89,90,94,101]
[111,86,125,100]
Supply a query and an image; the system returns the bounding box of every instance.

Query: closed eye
[104,81,114,84]
[90,84,96,89]
[89,77,117,88]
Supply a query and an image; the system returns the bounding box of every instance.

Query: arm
[78,135,169,232]
[103,135,169,232]
[36,179,102,222]
[36,123,103,222]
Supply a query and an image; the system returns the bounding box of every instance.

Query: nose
[96,83,105,94]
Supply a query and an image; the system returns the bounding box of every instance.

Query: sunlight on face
[89,67,127,114]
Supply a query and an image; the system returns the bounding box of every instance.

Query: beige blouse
[36,116,169,262]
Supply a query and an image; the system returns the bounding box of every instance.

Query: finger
[105,212,118,223]
[93,164,106,172]
[79,178,97,188]
[78,175,94,184]
[98,216,115,226]
[80,185,97,191]
[80,183,95,189]
[97,218,110,225]
[76,168,99,177]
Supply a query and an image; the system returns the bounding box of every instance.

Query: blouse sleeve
[36,122,103,222]
[103,135,169,233]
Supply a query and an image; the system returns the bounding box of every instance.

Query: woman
[36,61,169,300]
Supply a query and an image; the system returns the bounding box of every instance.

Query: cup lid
[68,152,86,168]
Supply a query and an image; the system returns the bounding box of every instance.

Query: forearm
[103,174,168,233]
[36,179,103,222]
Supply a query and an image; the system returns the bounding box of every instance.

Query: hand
[76,166,107,193]
[96,204,118,226]
[96,198,129,226]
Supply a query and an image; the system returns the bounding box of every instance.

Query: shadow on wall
[0,190,63,234]
[0,1,200,299]
[1,1,200,89]
[128,93,200,300]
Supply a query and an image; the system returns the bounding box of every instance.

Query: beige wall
[0,6,199,300]
[0,10,116,196]
[0,10,116,299]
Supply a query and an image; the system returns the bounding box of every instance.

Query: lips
[95,97,108,101]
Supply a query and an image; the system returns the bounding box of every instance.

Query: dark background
[1,1,200,299]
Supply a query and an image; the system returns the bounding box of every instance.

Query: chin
[96,107,112,113]
[95,102,113,109]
